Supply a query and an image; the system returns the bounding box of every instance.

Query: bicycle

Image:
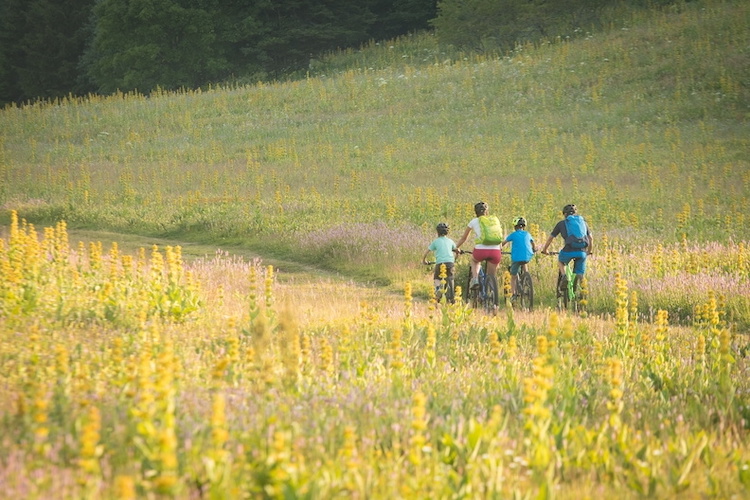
[424,260,455,304]
[547,252,582,313]
[460,250,499,314]
[508,256,534,311]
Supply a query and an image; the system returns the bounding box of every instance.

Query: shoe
[470,277,480,289]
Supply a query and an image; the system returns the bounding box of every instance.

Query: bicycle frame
[549,252,582,312]
[561,261,576,302]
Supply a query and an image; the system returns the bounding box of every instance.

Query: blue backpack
[564,215,588,249]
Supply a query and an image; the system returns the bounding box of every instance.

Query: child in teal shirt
[501,217,537,298]
[422,222,458,303]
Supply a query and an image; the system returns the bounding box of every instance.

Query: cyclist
[421,222,459,303]
[455,202,503,308]
[501,217,537,300]
[540,204,593,288]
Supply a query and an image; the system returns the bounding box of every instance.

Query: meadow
[0,0,749,498]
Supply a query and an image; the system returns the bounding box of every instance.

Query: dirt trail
[67,229,404,325]
[68,229,336,280]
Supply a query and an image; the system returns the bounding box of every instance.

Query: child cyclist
[455,202,503,308]
[501,217,537,299]
[421,222,459,303]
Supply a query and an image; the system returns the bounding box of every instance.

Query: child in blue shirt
[422,222,459,303]
[501,217,537,298]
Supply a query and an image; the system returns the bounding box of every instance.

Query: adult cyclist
[455,201,503,308]
[540,204,593,290]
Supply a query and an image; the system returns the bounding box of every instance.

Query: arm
[540,234,554,254]
[455,226,473,249]
[421,248,432,264]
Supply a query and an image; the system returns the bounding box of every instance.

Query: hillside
[0,0,748,289]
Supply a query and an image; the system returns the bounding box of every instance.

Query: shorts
[509,261,529,275]
[472,248,502,265]
[558,251,587,275]
[432,262,455,280]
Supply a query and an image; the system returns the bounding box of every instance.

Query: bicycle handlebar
[542,251,593,255]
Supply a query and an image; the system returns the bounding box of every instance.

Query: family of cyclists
[421,202,593,308]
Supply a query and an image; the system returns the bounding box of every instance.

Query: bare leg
[486,261,499,278]
[471,257,481,279]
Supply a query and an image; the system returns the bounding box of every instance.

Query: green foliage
[0,0,439,104]
[0,0,95,103]
[431,0,619,52]
[85,0,225,94]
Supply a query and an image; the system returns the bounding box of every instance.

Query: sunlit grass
[0,217,748,498]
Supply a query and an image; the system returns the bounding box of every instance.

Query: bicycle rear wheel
[483,274,498,314]
[570,275,581,313]
[556,273,568,311]
[518,271,533,311]
[467,275,480,309]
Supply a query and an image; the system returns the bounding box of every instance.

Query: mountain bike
[508,257,534,311]
[460,250,498,314]
[548,252,582,313]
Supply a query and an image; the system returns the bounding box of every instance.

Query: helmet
[474,201,488,216]
[562,204,577,216]
[512,216,526,227]
[436,222,449,235]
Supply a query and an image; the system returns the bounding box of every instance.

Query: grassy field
[0,0,748,498]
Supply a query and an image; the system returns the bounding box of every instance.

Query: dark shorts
[433,262,455,280]
[509,261,529,275]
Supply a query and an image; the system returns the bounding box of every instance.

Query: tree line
[0,0,672,106]
[0,0,438,105]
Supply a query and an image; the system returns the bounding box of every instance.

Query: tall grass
[0,216,748,498]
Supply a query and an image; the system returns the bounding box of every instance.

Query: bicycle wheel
[570,274,580,313]
[556,273,568,311]
[518,271,533,311]
[483,274,498,314]
[467,275,480,309]
[445,277,455,304]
